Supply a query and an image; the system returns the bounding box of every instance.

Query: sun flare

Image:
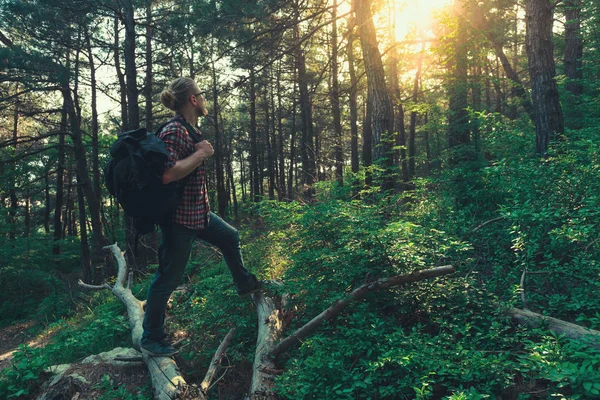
[393,0,452,41]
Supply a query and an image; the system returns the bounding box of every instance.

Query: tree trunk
[85,27,101,207]
[295,19,316,192]
[288,77,298,198]
[331,0,344,186]
[276,60,286,200]
[76,175,92,283]
[355,0,394,191]
[62,86,111,282]
[347,20,359,175]
[250,67,260,202]
[264,70,275,200]
[408,50,423,180]
[145,0,154,131]
[123,0,139,130]
[447,1,470,155]
[564,0,583,96]
[525,0,564,156]
[362,97,373,187]
[53,96,67,255]
[9,92,19,241]
[44,171,51,234]
[212,49,227,216]
[114,15,128,131]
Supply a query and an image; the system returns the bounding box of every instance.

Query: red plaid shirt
[158,114,210,230]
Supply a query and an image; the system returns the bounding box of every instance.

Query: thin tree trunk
[408,50,423,180]
[114,15,128,131]
[76,174,92,282]
[123,0,139,130]
[447,0,471,162]
[288,77,298,199]
[145,0,154,131]
[212,50,227,215]
[53,94,68,255]
[331,0,344,186]
[44,171,51,234]
[347,20,359,175]
[294,1,316,193]
[525,0,564,156]
[250,67,260,202]
[62,86,111,282]
[362,97,373,188]
[9,91,18,241]
[276,60,286,200]
[85,27,101,206]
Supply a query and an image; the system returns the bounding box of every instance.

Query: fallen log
[507,308,600,349]
[269,265,456,359]
[79,244,232,400]
[247,265,456,398]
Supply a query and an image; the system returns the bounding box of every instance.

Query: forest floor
[0,320,41,372]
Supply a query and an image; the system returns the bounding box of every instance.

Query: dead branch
[472,216,505,232]
[507,308,600,349]
[78,243,205,400]
[200,328,236,393]
[269,265,455,359]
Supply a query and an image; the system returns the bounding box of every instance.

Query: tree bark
[331,0,344,186]
[525,0,564,156]
[563,0,583,96]
[355,0,394,190]
[9,90,19,241]
[295,18,316,192]
[507,308,600,350]
[408,49,423,180]
[447,0,470,155]
[347,19,359,175]
[123,0,139,130]
[53,96,67,255]
[212,48,227,216]
[362,97,373,188]
[62,86,111,282]
[85,26,101,207]
[114,15,128,131]
[249,67,260,202]
[145,0,154,131]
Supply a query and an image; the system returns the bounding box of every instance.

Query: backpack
[104,121,201,236]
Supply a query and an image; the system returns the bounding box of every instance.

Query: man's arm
[162,140,214,184]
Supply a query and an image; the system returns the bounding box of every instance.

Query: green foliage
[94,374,151,400]
[0,345,46,399]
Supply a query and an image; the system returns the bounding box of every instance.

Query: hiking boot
[141,340,179,357]
[236,275,265,297]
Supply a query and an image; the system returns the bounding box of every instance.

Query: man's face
[192,88,209,117]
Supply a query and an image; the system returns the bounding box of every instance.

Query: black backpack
[104,121,201,236]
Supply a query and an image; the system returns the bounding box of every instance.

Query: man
[141,77,262,357]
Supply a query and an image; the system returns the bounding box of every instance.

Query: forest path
[0,320,53,372]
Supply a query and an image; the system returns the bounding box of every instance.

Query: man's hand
[195,140,214,160]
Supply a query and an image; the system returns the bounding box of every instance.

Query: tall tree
[354,0,394,190]
[525,0,564,155]
[563,0,583,96]
[330,0,343,185]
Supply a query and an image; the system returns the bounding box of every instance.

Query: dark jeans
[141,212,254,343]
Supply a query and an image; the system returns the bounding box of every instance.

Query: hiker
[141,77,262,357]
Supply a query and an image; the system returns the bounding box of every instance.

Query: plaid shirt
[158,114,210,230]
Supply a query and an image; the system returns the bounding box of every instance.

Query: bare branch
[472,216,505,232]
[200,328,236,393]
[77,280,111,290]
[270,265,455,359]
